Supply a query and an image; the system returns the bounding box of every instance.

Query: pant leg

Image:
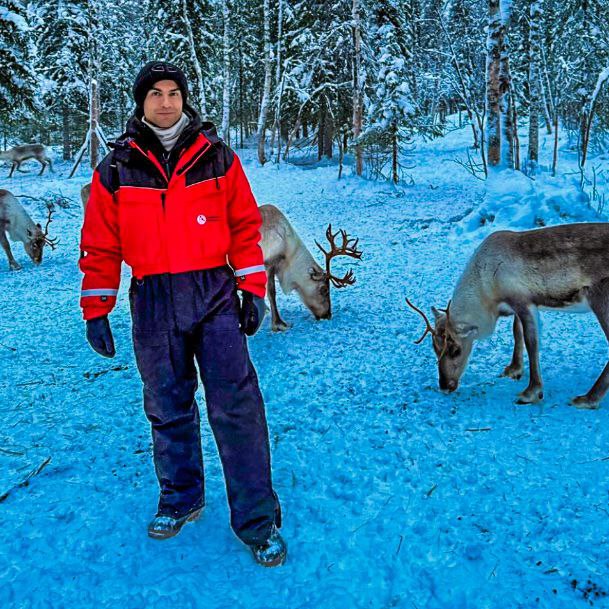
[130,278,204,516]
[193,282,280,545]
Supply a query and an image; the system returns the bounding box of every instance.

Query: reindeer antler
[315,224,362,288]
[406,298,436,344]
[43,205,60,250]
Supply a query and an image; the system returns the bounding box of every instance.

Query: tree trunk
[317,104,324,161]
[323,98,333,159]
[62,101,71,160]
[257,0,272,165]
[527,0,542,174]
[90,78,99,169]
[486,0,504,168]
[272,0,284,163]
[239,44,244,148]
[551,112,559,176]
[352,0,363,176]
[182,0,208,117]
[392,123,398,184]
[512,94,520,171]
[499,20,514,168]
[221,0,230,143]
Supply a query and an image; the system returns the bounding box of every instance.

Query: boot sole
[148,507,203,540]
[251,548,287,568]
[256,553,287,568]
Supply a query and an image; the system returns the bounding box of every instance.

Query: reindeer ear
[431,306,442,321]
[454,323,478,339]
[36,223,42,229]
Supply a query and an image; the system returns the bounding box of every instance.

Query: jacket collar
[110,103,218,164]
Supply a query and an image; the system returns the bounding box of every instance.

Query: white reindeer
[0,190,59,270]
[408,223,609,409]
[260,204,362,331]
[0,144,53,177]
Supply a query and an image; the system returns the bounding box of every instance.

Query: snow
[0,7,29,32]
[590,66,609,109]
[1,119,608,608]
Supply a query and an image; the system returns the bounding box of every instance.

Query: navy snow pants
[129,266,280,545]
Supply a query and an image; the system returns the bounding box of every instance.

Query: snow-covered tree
[35,0,89,157]
[363,0,417,183]
[0,0,37,121]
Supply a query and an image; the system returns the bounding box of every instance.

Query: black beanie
[132,61,189,111]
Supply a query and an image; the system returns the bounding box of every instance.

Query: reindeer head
[25,205,59,264]
[303,224,362,320]
[407,298,478,393]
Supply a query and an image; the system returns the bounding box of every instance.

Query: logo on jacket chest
[195,214,220,225]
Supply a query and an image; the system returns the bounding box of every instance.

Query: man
[79,61,286,568]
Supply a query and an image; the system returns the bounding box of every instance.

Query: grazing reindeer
[407,223,609,409]
[260,204,362,331]
[0,190,59,270]
[0,144,53,177]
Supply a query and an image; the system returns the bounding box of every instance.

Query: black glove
[239,291,266,336]
[86,315,116,358]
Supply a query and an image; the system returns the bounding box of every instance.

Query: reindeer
[81,183,91,212]
[0,144,53,177]
[407,223,609,409]
[260,204,362,331]
[0,190,59,270]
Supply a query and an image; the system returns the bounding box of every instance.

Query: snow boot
[249,525,287,567]
[147,504,204,540]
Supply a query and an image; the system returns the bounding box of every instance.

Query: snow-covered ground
[1,122,608,609]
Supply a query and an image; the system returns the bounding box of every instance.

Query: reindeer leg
[268,268,291,332]
[501,316,524,379]
[0,229,21,270]
[38,161,45,176]
[571,284,609,409]
[8,162,16,178]
[515,305,544,404]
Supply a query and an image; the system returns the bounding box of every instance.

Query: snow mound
[451,169,604,245]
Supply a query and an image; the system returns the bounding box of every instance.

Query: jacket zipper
[162,151,171,180]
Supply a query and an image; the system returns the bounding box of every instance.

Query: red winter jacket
[79,117,266,321]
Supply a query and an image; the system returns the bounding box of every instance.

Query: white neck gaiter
[142,113,190,152]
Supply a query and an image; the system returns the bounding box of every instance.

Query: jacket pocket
[184,179,230,259]
[118,187,165,268]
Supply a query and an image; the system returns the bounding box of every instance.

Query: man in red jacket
[80,61,286,567]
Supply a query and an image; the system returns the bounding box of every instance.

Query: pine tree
[363,0,417,183]
[35,0,89,157]
[0,0,38,121]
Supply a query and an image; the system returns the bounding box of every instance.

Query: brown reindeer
[260,204,362,331]
[408,223,609,409]
[0,144,53,177]
[0,190,59,270]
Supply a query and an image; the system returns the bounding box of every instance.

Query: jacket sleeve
[225,152,267,298]
[79,167,122,320]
